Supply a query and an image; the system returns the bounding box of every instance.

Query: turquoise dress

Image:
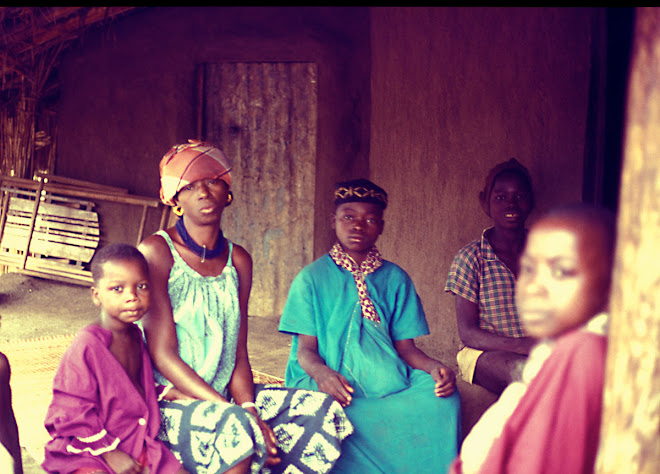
[279,254,461,473]
[146,231,353,474]
[152,231,240,397]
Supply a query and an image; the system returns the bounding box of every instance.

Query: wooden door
[201,62,317,317]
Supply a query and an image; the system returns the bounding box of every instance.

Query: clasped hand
[101,449,145,474]
[431,365,456,397]
[243,406,281,466]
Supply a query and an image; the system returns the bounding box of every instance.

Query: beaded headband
[334,178,388,209]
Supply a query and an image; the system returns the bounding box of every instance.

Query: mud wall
[53,6,602,430]
[369,7,597,430]
[55,6,371,261]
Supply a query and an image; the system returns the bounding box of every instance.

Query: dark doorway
[584,7,635,213]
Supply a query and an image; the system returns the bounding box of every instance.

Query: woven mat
[0,333,283,466]
[0,334,74,465]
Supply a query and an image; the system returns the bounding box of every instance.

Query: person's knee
[226,403,261,432]
[477,351,527,385]
[480,351,524,373]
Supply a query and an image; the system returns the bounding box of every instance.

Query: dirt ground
[0,271,291,374]
[0,271,292,473]
[0,272,97,342]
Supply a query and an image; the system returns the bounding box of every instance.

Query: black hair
[90,243,149,283]
[479,158,535,216]
[541,202,617,265]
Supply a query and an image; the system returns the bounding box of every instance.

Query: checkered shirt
[444,227,525,338]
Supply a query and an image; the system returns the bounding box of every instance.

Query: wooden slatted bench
[4,196,99,263]
[0,191,100,283]
[0,174,170,285]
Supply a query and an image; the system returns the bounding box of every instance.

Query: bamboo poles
[1,15,63,180]
[1,7,136,180]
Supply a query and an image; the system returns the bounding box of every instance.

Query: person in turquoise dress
[138,140,353,474]
[279,178,462,473]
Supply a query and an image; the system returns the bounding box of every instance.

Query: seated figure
[445,158,537,395]
[279,178,462,473]
[451,203,616,473]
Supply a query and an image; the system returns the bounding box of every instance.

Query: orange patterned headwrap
[159,139,232,206]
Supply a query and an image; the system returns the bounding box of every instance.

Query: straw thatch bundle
[0,7,137,178]
[0,44,60,178]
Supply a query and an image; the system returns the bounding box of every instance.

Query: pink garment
[450,327,607,474]
[42,324,181,473]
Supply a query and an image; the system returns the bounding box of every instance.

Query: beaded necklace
[175,218,225,263]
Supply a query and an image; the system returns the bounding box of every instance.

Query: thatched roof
[0,7,140,96]
[0,7,143,179]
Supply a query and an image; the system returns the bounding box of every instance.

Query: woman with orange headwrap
[138,140,353,474]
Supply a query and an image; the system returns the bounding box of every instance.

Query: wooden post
[597,7,660,473]
[0,178,9,242]
[136,205,148,246]
[20,177,45,270]
[158,205,170,231]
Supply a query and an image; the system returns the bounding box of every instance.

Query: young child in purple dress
[42,243,190,474]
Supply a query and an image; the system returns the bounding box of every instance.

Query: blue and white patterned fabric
[152,231,353,473]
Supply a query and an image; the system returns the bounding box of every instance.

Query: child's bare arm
[297,334,354,407]
[394,338,456,397]
[101,449,143,474]
[0,353,22,474]
[455,296,535,354]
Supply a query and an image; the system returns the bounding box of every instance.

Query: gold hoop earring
[226,191,233,206]
[173,205,184,217]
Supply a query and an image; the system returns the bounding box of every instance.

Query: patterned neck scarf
[329,242,383,323]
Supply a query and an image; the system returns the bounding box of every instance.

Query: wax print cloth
[152,231,353,474]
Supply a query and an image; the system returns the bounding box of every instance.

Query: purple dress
[42,324,182,473]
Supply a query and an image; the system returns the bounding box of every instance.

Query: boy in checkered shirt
[445,159,536,395]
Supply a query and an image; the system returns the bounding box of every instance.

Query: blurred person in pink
[450,203,615,474]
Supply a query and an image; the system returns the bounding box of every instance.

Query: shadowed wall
[54,6,370,316]
[369,6,597,432]
[52,6,604,435]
